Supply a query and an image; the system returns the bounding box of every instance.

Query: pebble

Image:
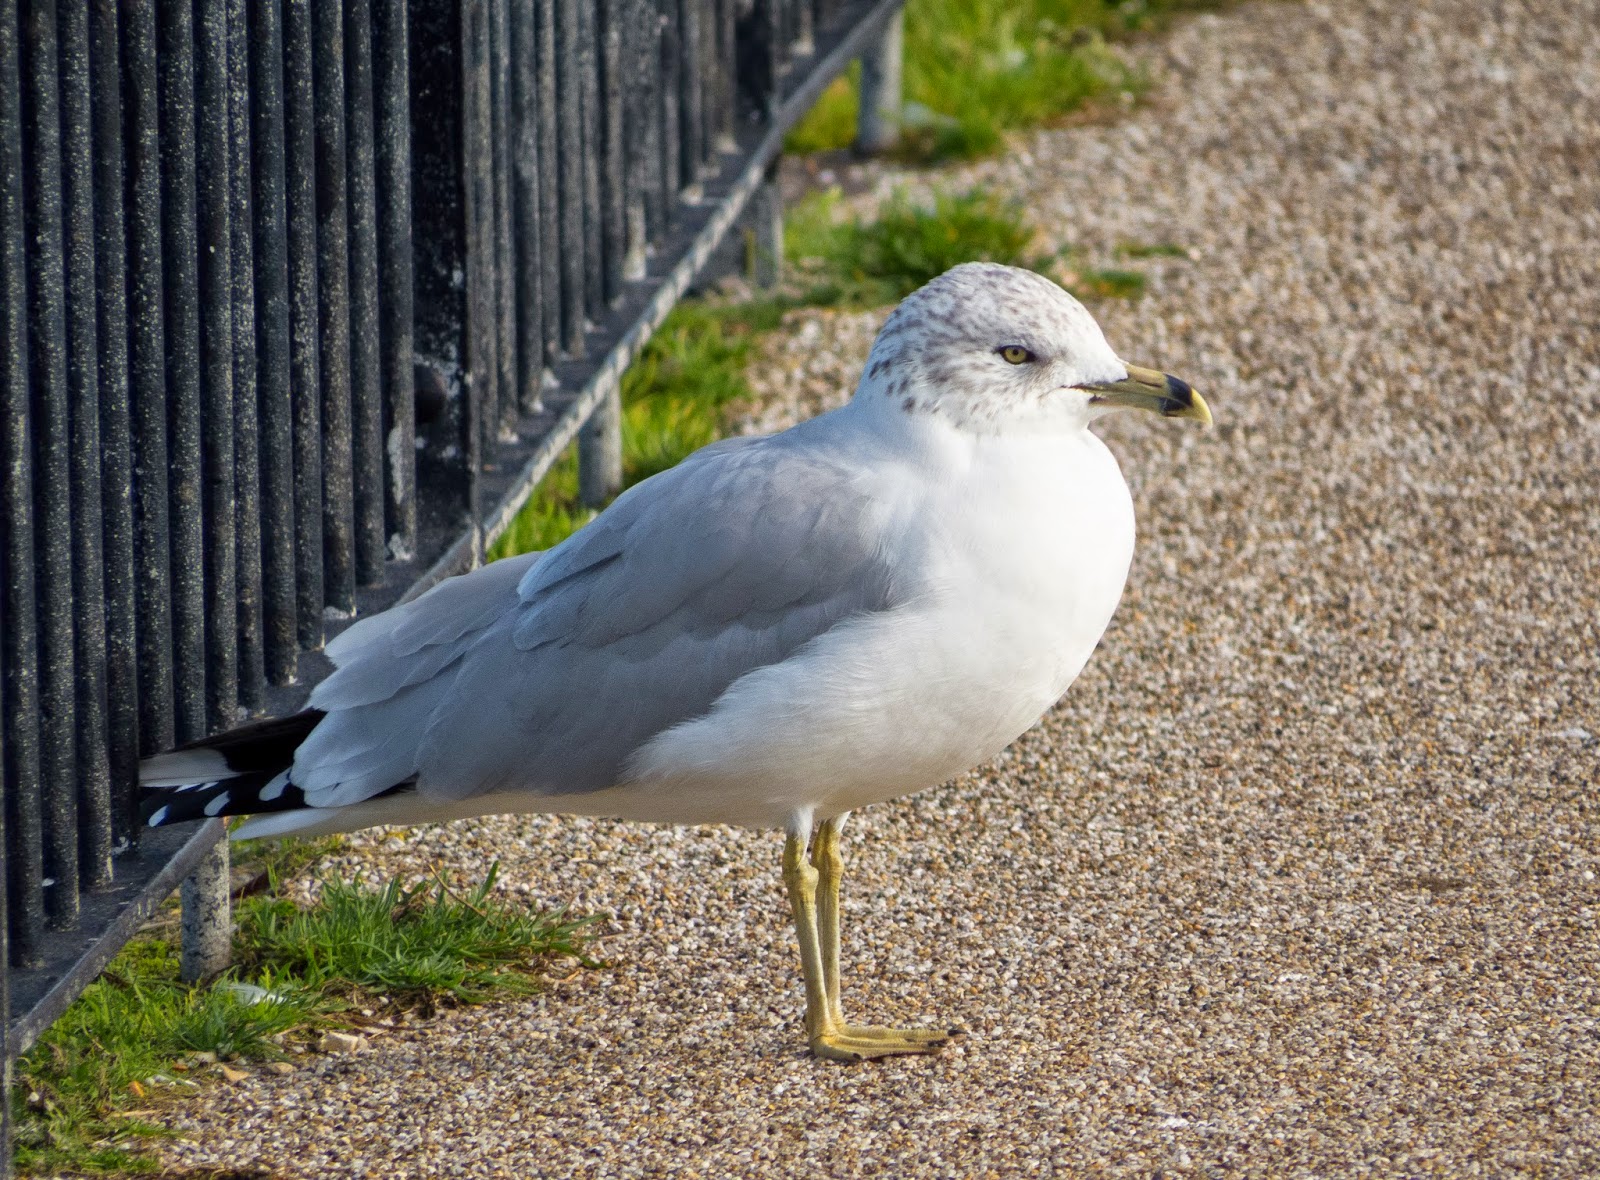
[317,1032,366,1055]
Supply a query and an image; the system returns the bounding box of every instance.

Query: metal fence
[0,0,903,1167]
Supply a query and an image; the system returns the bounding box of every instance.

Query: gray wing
[297,426,905,807]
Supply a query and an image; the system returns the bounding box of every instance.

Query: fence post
[578,385,623,506]
[747,164,782,289]
[179,835,231,982]
[856,5,903,154]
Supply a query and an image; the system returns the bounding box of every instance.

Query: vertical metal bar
[469,0,498,443]
[346,0,385,584]
[228,0,264,715]
[677,0,703,188]
[657,0,680,209]
[158,0,207,744]
[534,0,560,364]
[577,0,603,318]
[746,0,776,116]
[0,0,43,964]
[555,0,584,356]
[59,0,112,891]
[636,0,665,242]
[748,165,782,288]
[123,0,175,753]
[409,0,472,543]
[90,0,139,843]
[197,0,239,735]
[284,0,323,649]
[461,0,492,550]
[578,390,622,506]
[697,0,718,168]
[713,0,734,152]
[856,5,902,154]
[373,0,415,558]
[251,0,299,679]
[795,0,813,56]
[179,833,230,981]
[509,0,544,415]
[314,0,355,617]
[622,0,653,273]
[23,0,81,926]
[489,0,517,432]
[598,0,624,304]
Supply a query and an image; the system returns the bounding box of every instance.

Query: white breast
[609,420,1136,829]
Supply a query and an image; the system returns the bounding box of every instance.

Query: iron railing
[0,0,904,1169]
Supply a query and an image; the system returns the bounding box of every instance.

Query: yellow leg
[784,818,954,1061]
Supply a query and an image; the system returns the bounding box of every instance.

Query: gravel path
[155,1,1598,1175]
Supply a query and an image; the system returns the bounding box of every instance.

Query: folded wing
[295,424,907,810]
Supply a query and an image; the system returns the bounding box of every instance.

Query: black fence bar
[5,2,906,1171]
[252,0,299,684]
[0,0,43,965]
[658,0,679,216]
[314,0,356,618]
[58,0,112,892]
[556,0,583,356]
[229,0,266,716]
[620,0,650,272]
[534,0,560,364]
[347,0,387,586]
[197,0,240,735]
[489,0,517,433]
[159,0,208,745]
[678,0,703,187]
[509,0,545,413]
[124,0,175,754]
[284,0,323,649]
[23,0,80,928]
[89,0,139,845]
[374,0,416,556]
[598,0,623,305]
[577,0,602,319]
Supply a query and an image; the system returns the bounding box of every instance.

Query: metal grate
[0,0,903,1167]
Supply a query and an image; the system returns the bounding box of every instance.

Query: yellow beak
[1079,364,1212,426]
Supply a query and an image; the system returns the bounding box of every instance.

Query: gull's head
[856,262,1209,433]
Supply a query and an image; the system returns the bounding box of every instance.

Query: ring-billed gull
[143,262,1210,1061]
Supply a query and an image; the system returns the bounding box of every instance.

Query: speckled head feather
[855,262,1128,431]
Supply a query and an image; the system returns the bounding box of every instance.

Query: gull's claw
[810,1026,954,1061]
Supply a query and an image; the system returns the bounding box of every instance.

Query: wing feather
[294,420,908,809]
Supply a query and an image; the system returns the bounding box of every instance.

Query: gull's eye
[998,345,1034,365]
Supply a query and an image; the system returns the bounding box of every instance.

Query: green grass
[12,939,315,1175]
[12,859,591,1175]
[787,188,1041,306]
[786,0,1227,161]
[236,866,592,1008]
[1116,240,1190,259]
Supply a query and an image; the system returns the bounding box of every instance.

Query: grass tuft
[833,190,1041,300]
[235,865,593,1009]
[12,859,590,1175]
